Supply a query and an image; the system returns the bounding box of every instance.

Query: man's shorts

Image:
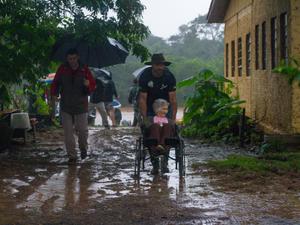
[104,102,114,111]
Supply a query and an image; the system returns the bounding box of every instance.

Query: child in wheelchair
[143,98,175,174]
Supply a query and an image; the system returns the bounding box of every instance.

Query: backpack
[90,79,105,103]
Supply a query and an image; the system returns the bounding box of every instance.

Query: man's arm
[84,67,96,93]
[139,92,148,119]
[128,87,134,104]
[50,66,63,119]
[169,91,177,121]
[138,73,149,119]
[112,81,119,99]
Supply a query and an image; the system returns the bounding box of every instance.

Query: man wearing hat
[138,53,177,174]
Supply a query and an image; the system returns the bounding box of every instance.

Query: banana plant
[177,69,245,140]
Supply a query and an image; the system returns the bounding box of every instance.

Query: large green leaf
[215,99,245,113]
[177,76,198,88]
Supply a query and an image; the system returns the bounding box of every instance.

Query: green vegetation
[25,83,51,115]
[202,140,300,175]
[177,69,245,141]
[0,0,149,108]
[273,59,300,86]
[207,151,300,175]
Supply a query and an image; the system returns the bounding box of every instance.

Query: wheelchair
[134,124,185,179]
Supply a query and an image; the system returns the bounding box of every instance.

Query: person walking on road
[89,77,110,129]
[103,74,119,127]
[128,78,140,127]
[51,48,96,163]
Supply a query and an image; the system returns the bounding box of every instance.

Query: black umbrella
[89,67,111,82]
[51,36,129,68]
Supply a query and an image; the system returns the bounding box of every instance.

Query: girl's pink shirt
[153,116,168,124]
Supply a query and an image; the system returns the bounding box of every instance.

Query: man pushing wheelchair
[138,53,177,175]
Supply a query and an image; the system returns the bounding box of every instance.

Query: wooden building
[207,0,300,135]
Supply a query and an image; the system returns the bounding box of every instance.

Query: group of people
[51,50,177,174]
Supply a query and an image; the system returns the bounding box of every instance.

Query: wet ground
[1,126,300,225]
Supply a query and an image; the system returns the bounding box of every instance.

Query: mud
[0,127,300,225]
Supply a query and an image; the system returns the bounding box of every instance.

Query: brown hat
[144,53,171,66]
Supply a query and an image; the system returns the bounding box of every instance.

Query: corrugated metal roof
[207,0,230,23]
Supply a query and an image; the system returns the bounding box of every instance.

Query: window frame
[261,21,266,70]
[246,33,251,76]
[238,37,242,76]
[255,24,259,70]
[225,43,229,77]
[280,12,288,64]
[231,40,235,77]
[271,16,278,69]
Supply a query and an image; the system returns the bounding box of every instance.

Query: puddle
[0,124,299,224]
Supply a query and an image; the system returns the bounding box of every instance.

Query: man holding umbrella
[51,48,96,163]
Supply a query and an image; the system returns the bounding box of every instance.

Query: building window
[261,21,266,70]
[225,43,229,77]
[280,12,288,64]
[231,40,235,77]
[271,17,278,69]
[255,25,259,70]
[246,33,251,76]
[238,37,242,76]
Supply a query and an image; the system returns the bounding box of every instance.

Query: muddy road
[0,127,300,225]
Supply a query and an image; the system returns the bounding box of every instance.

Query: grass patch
[207,152,300,175]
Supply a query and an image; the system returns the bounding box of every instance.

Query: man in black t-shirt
[138,53,177,174]
[139,54,177,120]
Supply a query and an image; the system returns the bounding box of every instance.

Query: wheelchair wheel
[134,137,142,179]
[115,108,122,125]
[178,139,185,177]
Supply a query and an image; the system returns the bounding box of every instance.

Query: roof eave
[207,0,230,23]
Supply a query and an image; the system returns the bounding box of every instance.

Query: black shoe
[151,168,159,175]
[161,167,170,174]
[80,149,87,160]
[68,157,77,164]
[151,158,159,175]
[104,125,110,130]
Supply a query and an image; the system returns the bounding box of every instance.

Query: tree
[0,0,150,106]
[166,14,224,61]
[142,35,171,54]
[189,15,224,41]
[169,15,224,44]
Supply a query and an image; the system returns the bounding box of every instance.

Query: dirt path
[0,127,299,225]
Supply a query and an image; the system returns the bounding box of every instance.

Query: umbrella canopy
[132,65,151,78]
[89,67,110,83]
[40,73,55,84]
[51,36,129,68]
